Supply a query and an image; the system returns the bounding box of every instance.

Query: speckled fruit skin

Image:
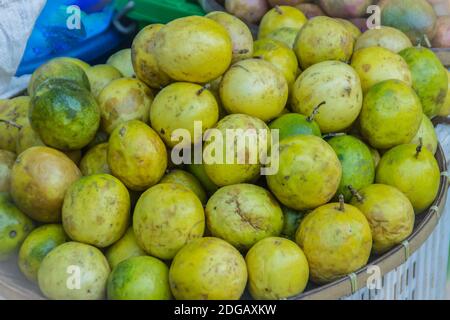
[160,169,207,204]
[27,57,90,96]
[206,11,254,63]
[0,96,31,152]
[107,256,171,300]
[133,183,205,260]
[225,0,269,24]
[246,237,309,299]
[376,144,441,213]
[205,184,284,251]
[107,120,167,191]
[150,82,219,148]
[186,163,219,194]
[18,224,67,282]
[291,61,363,134]
[355,26,413,53]
[85,64,122,98]
[154,16,232,83]
[57,57,90,71]
[98,78,154,134]
[79,143,111,176]
[105,227,146,269]
[0,193,34,261]
[293,16,354,70]
[30,79,100,150]
[328,135,375,201]
[266,27,299,49]
[15,124,44,155]
[269,113,321,141]
[410,114,438,154]
[267,135,342,211]
[351,184,414,254]
[319,0,373,18]
[360,80,423,149]
[38,242,110,300]
[253,39,299,90]
[295,202,372,284]
[10,147,81,223]
[438,71,450,116]
[169,237,247,300]
[259,5,307,39]
[220,59,288,122]
[0,150,15,193]
[132,24,172,89]
[203,114,270,186]
[62,174,130,248]
[351,46,412,93]
[107,49,135,78]
[399,47,448,118]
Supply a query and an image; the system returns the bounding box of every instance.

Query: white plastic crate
[344,195,450,300]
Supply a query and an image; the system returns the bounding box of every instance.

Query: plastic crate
[115,0,205,29]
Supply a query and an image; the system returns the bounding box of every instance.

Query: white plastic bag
[0,0,46,98]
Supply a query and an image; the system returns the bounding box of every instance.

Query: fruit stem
[233,49,249,55]
[423,34,432,48]
[322,132,345,139]
[274,5,283,14]
[348,185,363,203]
[0,119,22,129]
[415,137,423,158]
[338,194,345,212]
[306,101,326,122]
[196,83,211,96]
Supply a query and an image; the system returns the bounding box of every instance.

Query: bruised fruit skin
[296,201,372,284]
[169,237,247,300]
[107,48,135,78]
[220,59,288,122]
[98,78,153,134]
[107,256,171,300]
[150,82,219,148]
[258,6,307,39]
[399,47,448,118]
[79,143,111,176]
[38,242,110,300]
[267,135,342,211]
[0,193,34,261]
[294,16,354,70]
[351,46,412,93]
[269,113,321,141]
[246,237,309,300]
[203,114,271,186]
[319,0,373,18]
[410,114,438,154]
[206,11,254,63]
[160,169,207,204]
[18,224,67,282]
[30,79,100,150]
[381,0,437,44]
[291,61,363,133]
[376,144,441,213]
[108,120,167,191]
[28,57,90,96]
[360,80,422,149]
[350,184,415,254]
[328,135,375,202]
[0,96,31,152]
[253,39,299,90]
[266,27,299,49]
[105,227,146,270]
[205,184,284,251]
[85,64,122,98]
[0,150,15,193]
[62,174,130,248]
[355,26,413,53]
[11,147,81,223]
[132,24,172,89]
[133,183,205,260]
[154,16,232,83]
[225,0,269,24]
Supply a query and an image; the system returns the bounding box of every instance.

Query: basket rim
[289,143,449,300]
